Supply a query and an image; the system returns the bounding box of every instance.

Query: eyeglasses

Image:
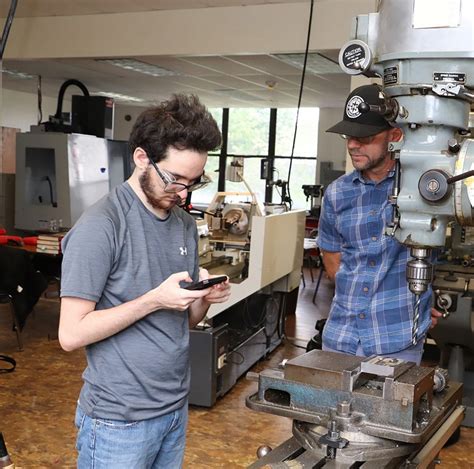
[146,153,211,193]
[340,134,376,145]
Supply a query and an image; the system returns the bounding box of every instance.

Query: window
[191,155,220,205]
[228,108,270,155]
[276,108,319,157]
[274,107,319,209]
[194,106,319,210]
[274,158,316,210]
[225,157,265,203]
[209,108,223,133]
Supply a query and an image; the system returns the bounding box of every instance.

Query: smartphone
[184,275,228,291]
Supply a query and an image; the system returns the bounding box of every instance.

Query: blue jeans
[75,403,188,469]
[322,337,425,365]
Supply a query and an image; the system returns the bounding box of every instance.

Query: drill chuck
[406,248,433,295]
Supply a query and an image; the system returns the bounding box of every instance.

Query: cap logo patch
[346,95,363,119]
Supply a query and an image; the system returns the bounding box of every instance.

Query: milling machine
[246,0,473,465]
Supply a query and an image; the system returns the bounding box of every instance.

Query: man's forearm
[59,293,159,351]
[189,298,211,328]
[321,250,341,282]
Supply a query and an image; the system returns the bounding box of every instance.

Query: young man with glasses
[317,84,441,365]
[59,94,230,468]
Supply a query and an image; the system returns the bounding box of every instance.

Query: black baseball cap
[326,84,392,138]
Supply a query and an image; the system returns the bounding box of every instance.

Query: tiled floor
[0,268,472,467]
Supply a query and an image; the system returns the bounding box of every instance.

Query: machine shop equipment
[247,350,464,468]
[336,0,474,346]
[15,132,128,232]
[189,177,305,407]
[333,0,474,427]
[245,0,472,464]
[430,223,474,427]
[14,79,129,232]
[302,184,323,219]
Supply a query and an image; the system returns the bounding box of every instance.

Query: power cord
[0,355,16,373]
[286,0,315,209]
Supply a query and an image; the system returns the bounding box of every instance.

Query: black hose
[41,176,57,207]
[54,79,90,120]
[0,0,18,60]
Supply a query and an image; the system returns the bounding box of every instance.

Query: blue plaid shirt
[317,169,432,355]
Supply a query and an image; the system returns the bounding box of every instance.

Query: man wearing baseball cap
[317,84,441,364]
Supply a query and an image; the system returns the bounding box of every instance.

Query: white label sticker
[413,0,461,28]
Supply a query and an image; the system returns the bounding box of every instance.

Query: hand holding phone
[183,275,228,291]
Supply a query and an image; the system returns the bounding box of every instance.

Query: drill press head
[338,0,474,251]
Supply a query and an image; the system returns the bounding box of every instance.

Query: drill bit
[411,294,421,345]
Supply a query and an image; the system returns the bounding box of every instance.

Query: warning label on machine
[342,44,365,69]
[384,66,398,85]
[433,72,466,83]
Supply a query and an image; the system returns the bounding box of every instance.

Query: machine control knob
[256,445,272,459]
[359,101,370,113]
[436,293,452,318]
[357,97,400,122]
[433,368,449,392]
[418,170,452,202]
[448,139,461,154]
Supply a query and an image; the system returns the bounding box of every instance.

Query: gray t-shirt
[60,182,199,421]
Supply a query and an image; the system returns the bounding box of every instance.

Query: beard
[139,169,183,211]
[349,149,389,172]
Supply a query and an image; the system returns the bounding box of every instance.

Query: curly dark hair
[128,94,221,162]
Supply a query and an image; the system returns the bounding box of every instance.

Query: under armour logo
[179,247,187,256]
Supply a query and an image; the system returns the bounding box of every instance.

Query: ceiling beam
[4,1,377,60]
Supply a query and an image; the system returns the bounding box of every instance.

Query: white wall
[0,90,141,140]
[1,88,70,132]
[4,1,378,60]
[113,104,145,141]
[316,107,346,183]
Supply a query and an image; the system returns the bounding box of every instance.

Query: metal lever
[435,291,452,319]
[446,169,474,185]
[358,98,401,122]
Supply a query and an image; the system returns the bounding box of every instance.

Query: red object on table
[22,236,38,246]
[0,235,24,246]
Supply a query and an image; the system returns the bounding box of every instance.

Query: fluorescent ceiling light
[95,91,145,103]
[273,53,341,74]
[96,58,179,77]
[1,68,36,79]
